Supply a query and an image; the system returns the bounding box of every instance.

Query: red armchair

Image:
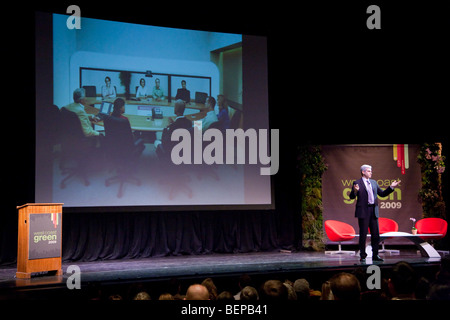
[379,217,399,234]
[415,218,447,239]
[325,220,356,255]
[415,218,448,255]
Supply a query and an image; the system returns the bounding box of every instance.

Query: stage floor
[0,248,444,300]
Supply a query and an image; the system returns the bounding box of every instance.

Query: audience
[283,280,298,300]
[201,277,218,301]
[293,278,310,301]
[428,255,450,300]
[329,272,361,301]
[428,282,450,300]
[259,280,288,301]
[158,293,174,300]
[108,294,123,300]
[133,291,151,300]
[234,273,252,300]
[166,277,184,300]
[64,257,450,301]
[434,255,450,284]
[240,286,259,301]
[388,261,418,300]
[216,291,235,301]
[320,281,334,300]
[184,284,210,300]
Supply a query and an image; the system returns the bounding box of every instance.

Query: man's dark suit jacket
[175,88,191,103]
[161,116,192,151]
[349,178,394,219]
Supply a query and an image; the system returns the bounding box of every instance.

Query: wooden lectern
[16,203,64,279]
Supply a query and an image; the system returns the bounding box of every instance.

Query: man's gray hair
[174,99,186,114]
[360,164,372,173]
[73,88,86,103]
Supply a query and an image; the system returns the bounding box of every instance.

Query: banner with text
[322,145,422,244]
[29,213,62,260]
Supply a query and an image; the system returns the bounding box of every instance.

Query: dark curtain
[60,210,286,262]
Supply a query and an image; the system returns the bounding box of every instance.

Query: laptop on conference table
[97,101,113,120]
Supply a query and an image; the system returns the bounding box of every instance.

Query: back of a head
[73,87,85,103]
[260,280,288,301]
[390,261,417,295]
[294,278,310,300]
[428,283,450,300]
[240,286,259,301]
[174,99,186,116]
[112,98,125,117]
[185,284,210,300]
[436,256,450,283]
[133,291,151,300]
[201,278,218,300]
[329,272,361,301]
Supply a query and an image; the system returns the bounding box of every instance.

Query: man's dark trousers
[358,205,380,258]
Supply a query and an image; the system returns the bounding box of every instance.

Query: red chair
[325,220,356,255]
[378,217,400,254]
[415,218,447,239]
[415,218,448,255]
[379,217,399,234]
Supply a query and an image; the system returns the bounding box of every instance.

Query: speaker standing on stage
[350,164,401,262]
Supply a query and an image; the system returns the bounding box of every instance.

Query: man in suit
[64,88,101,138]
[155,99,192,158]
[175,80,191,104]
[350,164,401,262]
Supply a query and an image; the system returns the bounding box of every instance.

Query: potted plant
[410,218,417,235]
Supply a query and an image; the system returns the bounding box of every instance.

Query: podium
[16,203,63,279]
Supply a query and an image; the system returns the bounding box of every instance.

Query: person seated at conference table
[155,99,192,158]
[110,98,129,121]
[200,96,218,132]
[64,87,101,138]
[152,78,165,101]
[136,78,150,100]
[109,98,145,156]
[175,79,191,104]
[216,94,230,129]
[101,76,116,99]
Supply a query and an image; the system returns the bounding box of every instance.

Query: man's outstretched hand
[391,180,401,188]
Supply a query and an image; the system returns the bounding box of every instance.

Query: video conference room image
[35,13,272,210]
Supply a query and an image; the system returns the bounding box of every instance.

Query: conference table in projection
[83,97,208,131]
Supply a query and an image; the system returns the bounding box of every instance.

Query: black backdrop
[62,211,280,261]
[2,2,449,264]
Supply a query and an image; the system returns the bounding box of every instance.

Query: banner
[322,145,422,244]
[29,213,62,260]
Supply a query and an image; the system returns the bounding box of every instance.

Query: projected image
[35,13,271,209]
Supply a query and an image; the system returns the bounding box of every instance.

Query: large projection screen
[35,12,273,212]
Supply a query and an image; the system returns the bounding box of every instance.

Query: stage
[0,247,444,300]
